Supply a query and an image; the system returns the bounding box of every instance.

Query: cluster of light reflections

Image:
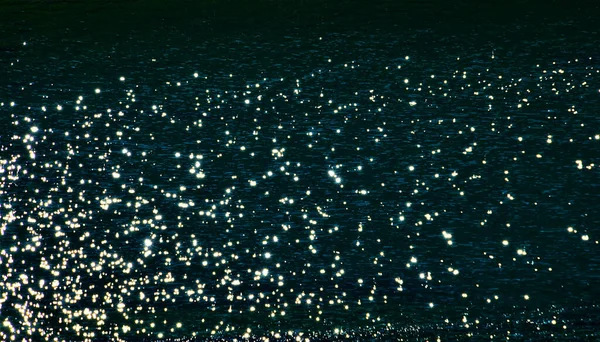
[1,51,599,341]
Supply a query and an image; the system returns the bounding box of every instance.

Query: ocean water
[1,10,600,341]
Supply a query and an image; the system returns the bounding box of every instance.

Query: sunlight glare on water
[1,27,599,341]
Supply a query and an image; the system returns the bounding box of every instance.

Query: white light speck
[144,239,152,247]
[112,172,120,179]
[95,88,101,94]
[264,252,271,259]
[30,126,39,133]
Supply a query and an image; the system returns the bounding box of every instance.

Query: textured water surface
[1,23,600,341]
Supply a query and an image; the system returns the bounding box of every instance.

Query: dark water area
[1,1,600,341]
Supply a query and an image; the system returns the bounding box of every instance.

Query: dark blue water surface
[1,3,600,340]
